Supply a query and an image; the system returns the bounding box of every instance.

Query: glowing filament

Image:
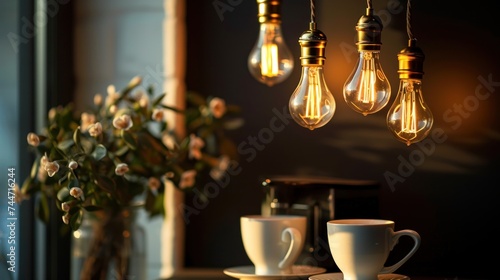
[261,43,279,77]
[358,52,376,104]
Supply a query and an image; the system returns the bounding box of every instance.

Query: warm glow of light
[289,66,336,130]
[303,68,324,121]
[387,79,433,146]
[261,43,279,77]
[358,55,377,104]
[343,51,391,116]
[400,82,417,133]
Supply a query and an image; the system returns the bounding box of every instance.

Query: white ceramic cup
[240,215,306,275]
[327,219,421,280]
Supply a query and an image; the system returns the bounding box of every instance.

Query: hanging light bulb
[248,0,294,87]
[343,4,391,116]
[387,39,433,146]
[289,22,335,130]
[387,0,433,146]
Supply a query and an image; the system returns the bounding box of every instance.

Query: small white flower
[128,76,142,88]
[40,153,48,169]
[88,122,103,137]
[189,134,205,160]
[93,93,103,106]
[69,187,84,200]
[109,105,117,114]
[48,108,57,121]
[62,213,70,224]
[68,160,78,170]
[80,112,96,132]
[152,108,165,122]
[113,114,133,130]
[105,85,120,107]
[217,155,230,171]
[45,161,60,177]
[209,168,223,181]
[61,202,70,212]
[161,132,177,150]
[27,132,40,147]
[179,170,197,189]
[139,96,149,108]
[209,97,226,119]
[134,91,149,108]
[115,163,129,176]
[209,155,231,180]
[107,84,116,95]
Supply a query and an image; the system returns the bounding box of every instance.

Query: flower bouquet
[19,76,242,279]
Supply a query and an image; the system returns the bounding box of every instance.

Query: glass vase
[71,207,146,280]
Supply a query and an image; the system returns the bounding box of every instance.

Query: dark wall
[184,1,500,279]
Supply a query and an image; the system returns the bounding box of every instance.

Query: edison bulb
[387,78,433,146]
[343,8,390,116]
[248,22,294,86]
[343,50,391,115]
[289,66,335,130]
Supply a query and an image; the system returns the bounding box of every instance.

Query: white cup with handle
[327,219,421,280]
[240,215,306,275]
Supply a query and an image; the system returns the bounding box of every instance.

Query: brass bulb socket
[257,0,282,23]
[398,39,425,79]
[298,23,327,66]
[356,8,383,51]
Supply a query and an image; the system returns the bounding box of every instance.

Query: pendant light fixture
[343,0,391,116]
[248,0,294,87]
[288,0,335,130]
[386,0,433,146]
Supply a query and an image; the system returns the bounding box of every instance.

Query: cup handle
[278,227,302,270]
[380,229,421,274]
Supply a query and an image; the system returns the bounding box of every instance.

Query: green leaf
[68,178,79,189]
[146,85,155,96]
[53,146,68,160]
[70,208,84,231]
[21,177,40,196]
[91,144,107,161]
[79,136,94,154]
[186,91,207,106]
[121,77,140,97]
[58,139,74,150]
[121,130,137,150]
[58,173,69,185]
[73,127,82,151]
[69,206,81,215]
[141,131,170,156]
[48,124,60,139]
[114,145,129,156]
[30,158,40,179]
[159,104,183,113]
[95,175,116,195]
[152,93,167,107]
[57,187,70,201]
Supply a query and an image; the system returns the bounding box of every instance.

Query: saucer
[224,265,327,279]
[309,273,410,280]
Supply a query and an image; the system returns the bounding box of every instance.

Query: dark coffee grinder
[260,175,381,272]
